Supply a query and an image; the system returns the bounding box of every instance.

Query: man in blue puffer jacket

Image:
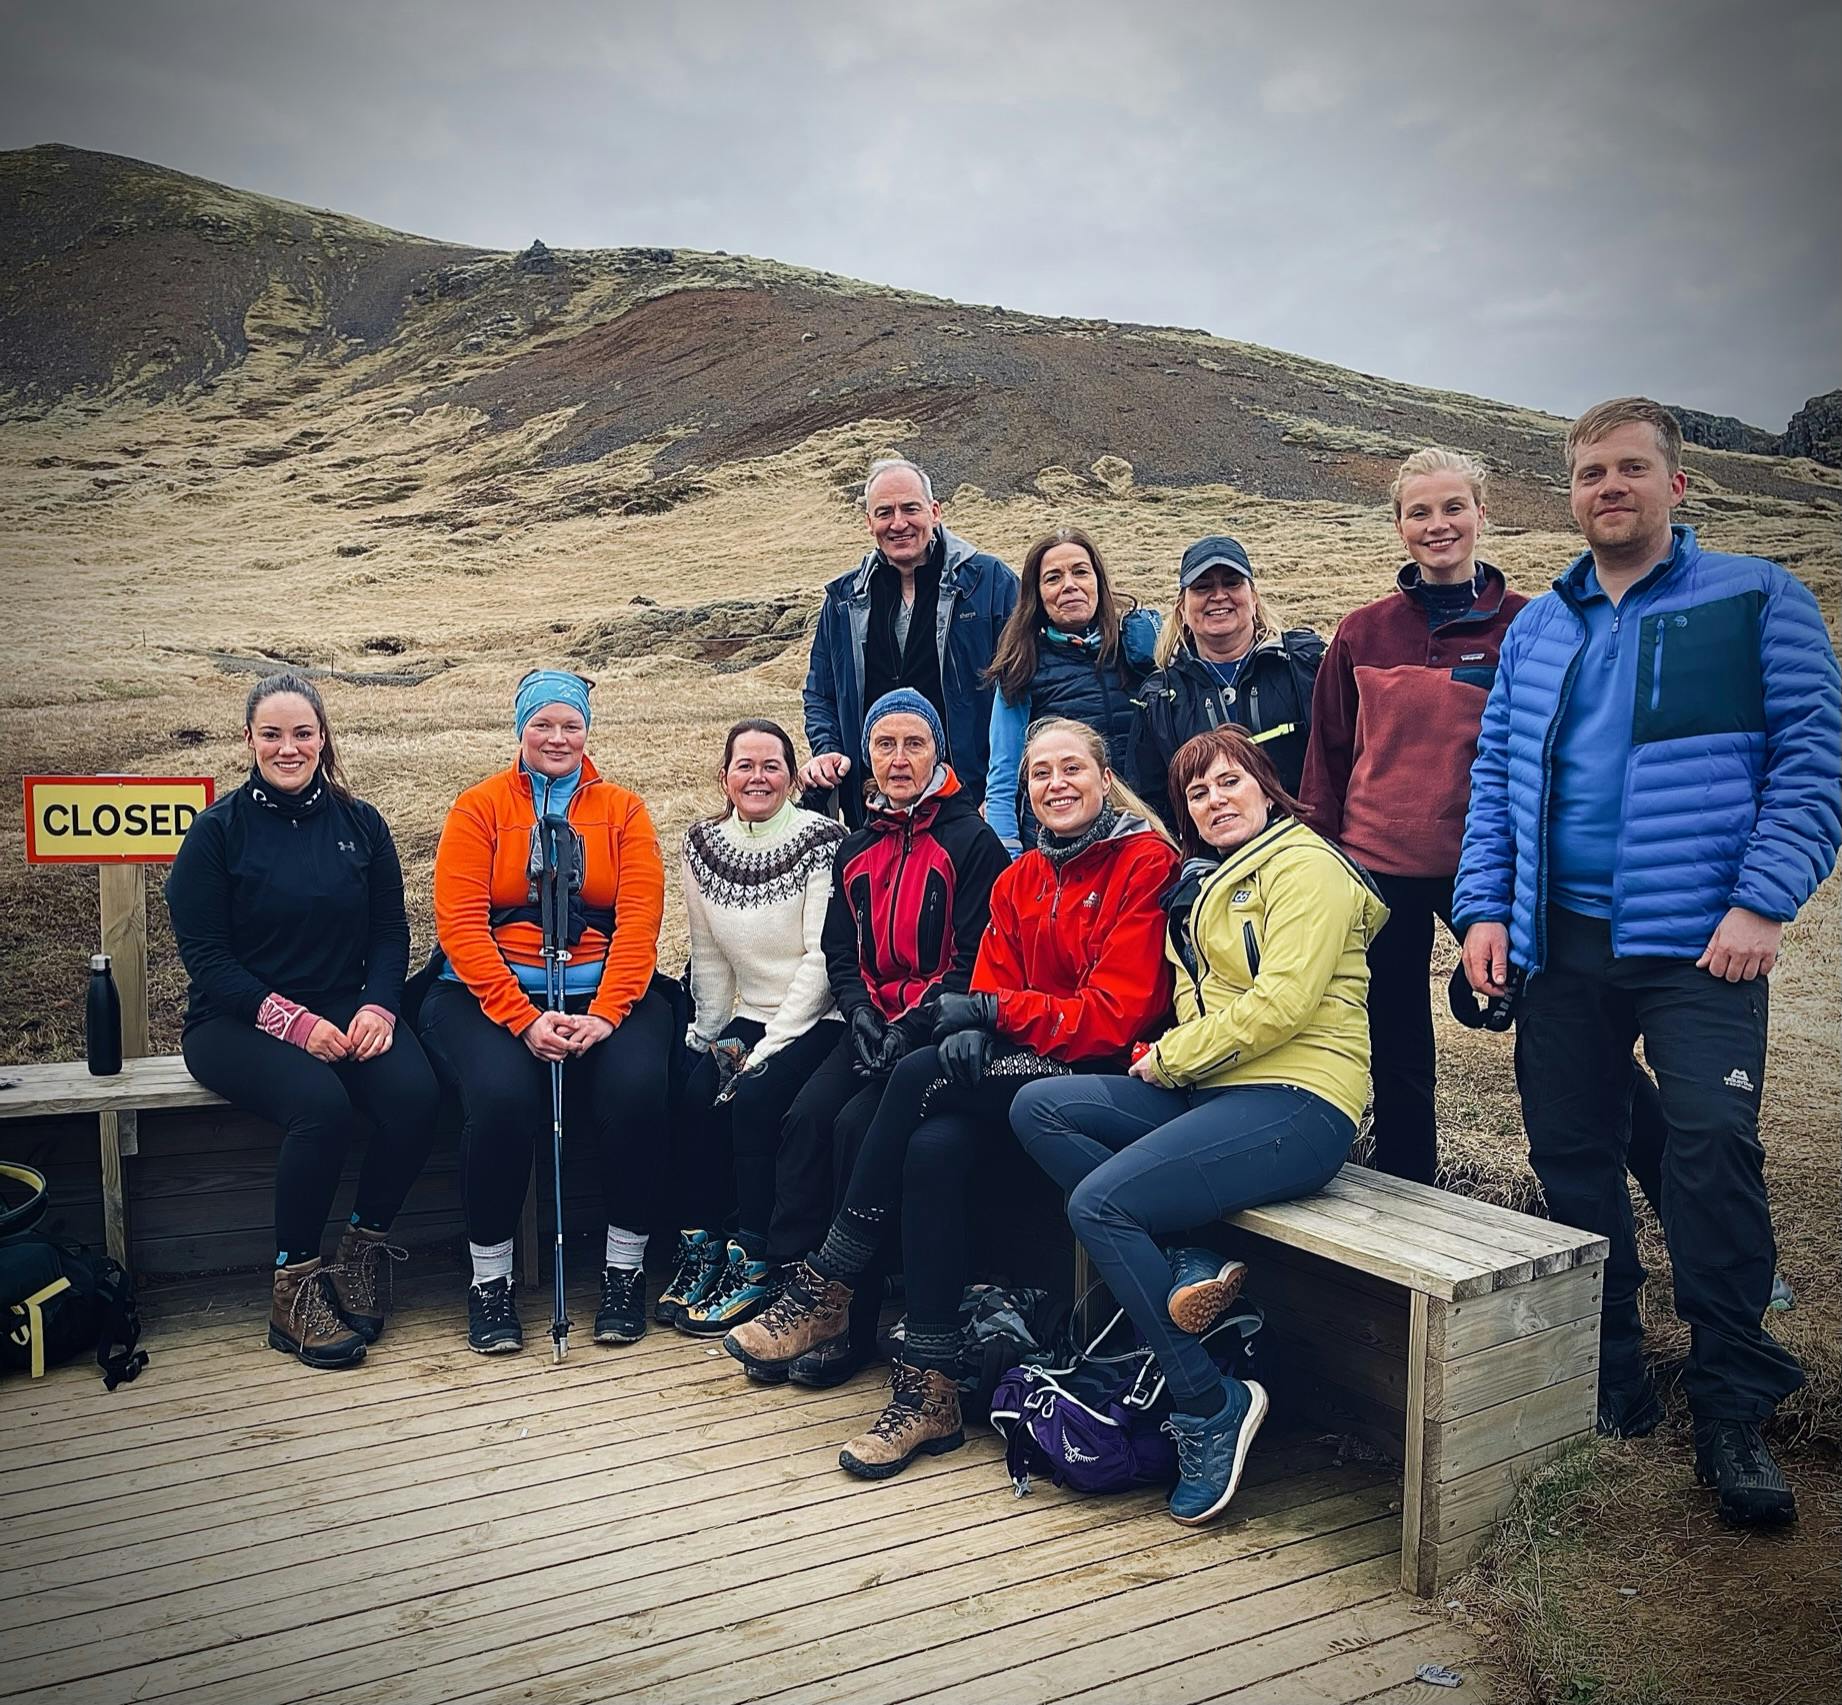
[1455,398,1840,1528]
[799,459,1018,830]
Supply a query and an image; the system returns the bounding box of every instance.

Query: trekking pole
[537,812,575,1363]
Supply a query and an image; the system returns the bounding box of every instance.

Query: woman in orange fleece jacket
[419,670,672,1355]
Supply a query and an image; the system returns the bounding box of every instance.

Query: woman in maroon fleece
[1298,448,1525,1182]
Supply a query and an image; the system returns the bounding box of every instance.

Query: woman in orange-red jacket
[419,670,672,1356]
[725,717,1178,1479]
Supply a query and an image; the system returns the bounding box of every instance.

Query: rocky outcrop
[1668,405,1780,458]
[1782,390,1842,469]
[571,595,818,673]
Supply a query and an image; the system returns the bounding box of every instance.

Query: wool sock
[903,1324,961,1374]
[469,1238,515,1288]
[811,1205,886,1282]
[605,1224,648,1271]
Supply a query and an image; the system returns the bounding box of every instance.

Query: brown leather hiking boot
[722,1260,851,1377]
[327,1223,403,1344]
[839,1360,964,1479]
[270,1257,367,1369]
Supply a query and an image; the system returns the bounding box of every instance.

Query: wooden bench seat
[1222,1162,1606,1594]
[0,1056,543,1283]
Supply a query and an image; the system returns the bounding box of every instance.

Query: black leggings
[674,1017,845,1257]
[182,991,439,1259]
[418,978,674,1246]
[816,1043,1028,1360]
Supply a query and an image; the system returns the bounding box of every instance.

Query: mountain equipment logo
[1723,1068,1755,1092]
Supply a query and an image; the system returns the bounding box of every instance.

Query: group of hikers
[163,395,1842,1533]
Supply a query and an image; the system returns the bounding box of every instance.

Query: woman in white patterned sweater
[660,718,847,1335]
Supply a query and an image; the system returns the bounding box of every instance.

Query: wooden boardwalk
[0,1270,1491,1704]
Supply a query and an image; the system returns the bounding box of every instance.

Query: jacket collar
[510,754,602,797]
[1393,560,1511,622]
[1556,525,1695,606]
[848,526,984,602]
[865,764,959,828]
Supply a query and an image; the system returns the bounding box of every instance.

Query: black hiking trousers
[1515,906,1802,1422]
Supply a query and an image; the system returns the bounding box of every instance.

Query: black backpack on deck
[0,1162,147,1389]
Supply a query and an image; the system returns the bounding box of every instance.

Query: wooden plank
[1240,1245,1411,1360]
[1431,1261,1605,1360]
[1267,1189,1536,1291]
[1226,1196,1487,1301]
[1202,1620,1479,1703]
[0,1054,225,1119]
[1042,1574,1434,1705]
[1413,1522,1501,1595]
[1423,1370,1596,1485]
[1319,1171,1592,1273]
[1400,1291,1431,1594]
[1432,1434,1583,1544]
[1341,1164,1605,1263]
[1435,1316,1599,1425]
[99,863,149,1061]
[786,1549,1413,1705]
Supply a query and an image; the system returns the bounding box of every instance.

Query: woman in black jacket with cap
[1130,535,1325,828]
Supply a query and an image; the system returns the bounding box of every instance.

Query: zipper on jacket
[882,816,914,976]
[1534,609,1588,974]
[1242,920,1261,978]
[1649,622,1664,711]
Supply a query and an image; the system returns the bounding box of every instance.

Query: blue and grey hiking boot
[467,1276,523,1355]
[594,1266,647,1345]
[1694,1419,1797,1527]
[1166,1247,1248,1335]
[656,1229,724,1326]
[682,1242,784,1337]
[1162,1377,1268,1526]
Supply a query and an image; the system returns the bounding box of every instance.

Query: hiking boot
[1596,1364,1663,1439]
[655,1229,724,1326]
[1163,1377,1268,1526]
[1694,1419,1797,1527]
[327,1222,404,1345]
[467,1275,523,1355]
[682,1242,783,1336]
[594,1266,647,1345]
[269,1258,367,1370]
[722,1260,852,1376]
[788,1332,877,1389]
[1166,1247,1248,1335]
[838,1360,964,1480]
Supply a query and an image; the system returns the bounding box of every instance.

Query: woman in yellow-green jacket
[1011,724,1388,1530]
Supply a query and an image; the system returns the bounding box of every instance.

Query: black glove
[937,1025,993,1086]
[933,991,998,1039]
[874,1020,918,1075]
[848,1006,888,1076]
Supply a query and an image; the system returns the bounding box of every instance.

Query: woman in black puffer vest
[982,528,1159,854]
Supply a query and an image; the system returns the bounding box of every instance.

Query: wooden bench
[1219,1163,1606,1594]
[0,1056,543,1282]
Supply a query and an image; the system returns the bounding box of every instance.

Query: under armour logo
[1723,1068,1755,1092]
[337,840,358,853]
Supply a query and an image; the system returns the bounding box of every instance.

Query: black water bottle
[86,953,123,1076]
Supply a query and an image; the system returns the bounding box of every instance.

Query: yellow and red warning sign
[23,776,215,864]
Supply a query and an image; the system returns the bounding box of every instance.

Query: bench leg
[1403,1265,1604,1593]
[98,1110,132,1268]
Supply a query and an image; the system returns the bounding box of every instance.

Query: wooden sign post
[23,775,214,1263]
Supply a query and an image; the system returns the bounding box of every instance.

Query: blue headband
[515,670,592,737]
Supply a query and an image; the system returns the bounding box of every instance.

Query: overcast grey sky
[4,0,1837,427]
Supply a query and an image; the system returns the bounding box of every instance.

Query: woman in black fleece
[166,673,437,1369]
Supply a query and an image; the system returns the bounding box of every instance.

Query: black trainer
[467,1276,522,1355]
[595,1265,647,1345]
[1596,1367,1663,1438]
[1694,1419,1796,1527]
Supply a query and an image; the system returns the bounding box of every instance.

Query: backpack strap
[91,1262,147,1390]
[11,1277,71,1379]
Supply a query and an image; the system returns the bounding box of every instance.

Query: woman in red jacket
[726,717,1179,1479]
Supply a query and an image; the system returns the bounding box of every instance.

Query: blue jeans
[1011,1077,1354,1410]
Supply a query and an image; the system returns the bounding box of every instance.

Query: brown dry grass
[2,295,1837,1705]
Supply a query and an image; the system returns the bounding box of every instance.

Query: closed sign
[23,776,215,864]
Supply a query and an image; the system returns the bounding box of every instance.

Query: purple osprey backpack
[987,1296,1262,1496]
